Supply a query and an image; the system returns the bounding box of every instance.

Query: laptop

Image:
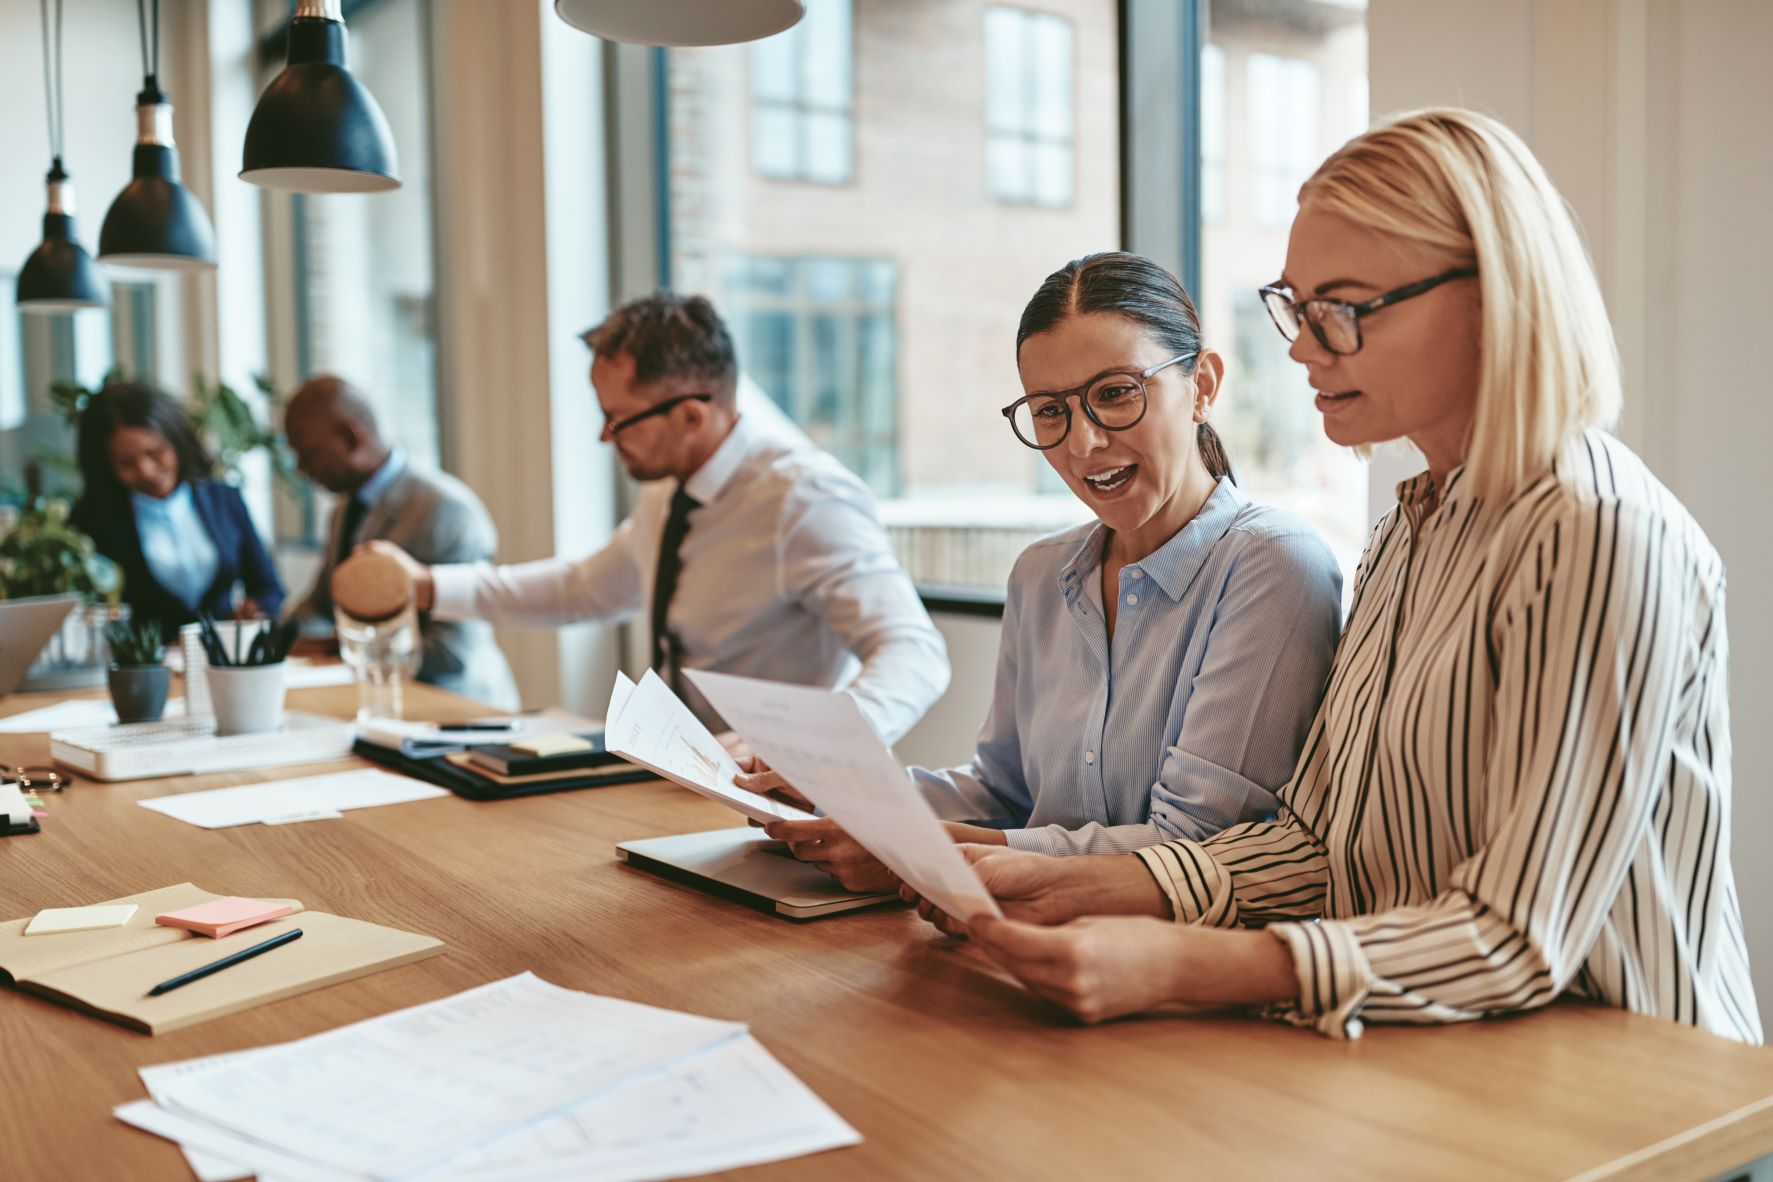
[616,828,900,921]
[0,595,79,698]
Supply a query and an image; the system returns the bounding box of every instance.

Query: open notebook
[0,883,443,1034]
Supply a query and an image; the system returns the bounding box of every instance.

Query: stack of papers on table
[117,972,859,1182]
[138,769,447,828]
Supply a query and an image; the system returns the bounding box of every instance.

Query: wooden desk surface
[3,683,1773,1181]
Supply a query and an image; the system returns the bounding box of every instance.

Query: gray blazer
[296,464,520,710]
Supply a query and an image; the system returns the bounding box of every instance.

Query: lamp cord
[40,0,64,166]
[136,0,161,91]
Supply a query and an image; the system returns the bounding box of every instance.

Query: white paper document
[119,1028,858,1182]
[137,769,447,829]
[141,973,752,1179]
[603,670,815,826]
[0,696,183,732]
[687,669,1002,922]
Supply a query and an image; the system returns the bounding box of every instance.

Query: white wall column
[1368,0,1773,1034]
[428,0,618,712]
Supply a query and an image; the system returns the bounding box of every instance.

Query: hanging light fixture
[99,0,217,270]
[553,0,805,46]
[19,0,107,314]
[241,0,400,193]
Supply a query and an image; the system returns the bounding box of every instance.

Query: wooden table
[3,682,1773,1181]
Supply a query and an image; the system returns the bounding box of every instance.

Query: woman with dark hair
[738,251,1343,888]
[72,380,283,635]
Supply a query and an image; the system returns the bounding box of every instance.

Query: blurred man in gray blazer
[283,376,519,710]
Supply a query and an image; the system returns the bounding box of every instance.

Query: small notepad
[157,897,296,939]
[510,733,594,757]
[26,904,140,935]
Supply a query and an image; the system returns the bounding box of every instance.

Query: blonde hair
[1298,108,1620,502]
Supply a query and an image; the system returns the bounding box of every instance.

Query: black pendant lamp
[99,0,217,270]
[19,0,107,314]
[554,0,804,46]
[241,0,399,193]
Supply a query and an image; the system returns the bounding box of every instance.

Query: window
[0,275,172,503]
[1200,43,1226,224]
[255,0,441,553]
[665,1,1119,591]
[985,6,1075,207]
[723,256,899,492]
[1203,1,1369,588]
[749,0,854,184]
[1247,53,1322,229]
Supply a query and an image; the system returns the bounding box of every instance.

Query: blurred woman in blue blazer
[72,380,283,637]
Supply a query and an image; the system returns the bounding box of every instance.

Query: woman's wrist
[1162,926,1298,1007]
[1081,855,1173,918]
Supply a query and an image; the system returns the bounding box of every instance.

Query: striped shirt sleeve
[1274,496,1700,1036]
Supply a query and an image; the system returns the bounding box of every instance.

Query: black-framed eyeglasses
[6,766,74,792]
[1000,352,1197,451]
[602,393,714,437]
[1258,267,1477,356]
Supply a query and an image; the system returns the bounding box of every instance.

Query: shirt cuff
[1003,827,1061,855]
[1265,920,1375,1039]
[1134,840,1239,926]
[429,563,480,621]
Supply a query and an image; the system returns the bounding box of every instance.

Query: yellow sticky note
[509,734,594,757]
[25,904,139,935]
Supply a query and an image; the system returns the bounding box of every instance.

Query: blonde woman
[920,108,1761,1044]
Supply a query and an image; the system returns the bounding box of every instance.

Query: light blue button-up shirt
[132,482,220,612]
[911,478,1343,855]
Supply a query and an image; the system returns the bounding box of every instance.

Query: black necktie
[650,486,700,674]
[336,494,369,569]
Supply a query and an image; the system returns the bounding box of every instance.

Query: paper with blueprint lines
[603,670,815,825]
[685,669,1002,922]
[150,972,744,1179]
[118,999,858,1182]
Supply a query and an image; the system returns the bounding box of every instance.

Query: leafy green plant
[45,372,302,496]
[0,498,121,604]
[105,617,164,666]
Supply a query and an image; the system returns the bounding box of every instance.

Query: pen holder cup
[206,662,288,736]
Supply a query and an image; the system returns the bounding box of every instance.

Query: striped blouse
[1135,430,1762,1043]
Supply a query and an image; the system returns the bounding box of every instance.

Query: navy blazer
[73,478,285,636]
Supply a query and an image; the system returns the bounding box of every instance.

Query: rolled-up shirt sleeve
[778,477,949,745]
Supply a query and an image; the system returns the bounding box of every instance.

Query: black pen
[147,928,303,997]
[434,722,519,732]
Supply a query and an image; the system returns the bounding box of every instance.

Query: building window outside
[985,6,1075,207]
[1200,42,1227,225]
[1204,1,1369,595]
[722,255,899,493]
[1246,52,1322,229]
[750,0,854,184]
[667,1,1120,591]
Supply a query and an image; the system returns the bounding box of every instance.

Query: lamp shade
[241,7,399,193]
[100,99,217,270]
[19,168,108,314]
[554,0,804,46]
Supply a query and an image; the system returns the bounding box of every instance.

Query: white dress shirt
[430,414,950,742]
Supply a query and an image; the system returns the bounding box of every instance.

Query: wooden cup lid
[330,551,412,624]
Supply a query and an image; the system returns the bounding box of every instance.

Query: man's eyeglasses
[1000,353,1197,451]
[1258,267,1477,356]
[602,393,714,437]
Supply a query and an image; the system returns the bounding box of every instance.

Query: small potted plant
[105,619,169,724]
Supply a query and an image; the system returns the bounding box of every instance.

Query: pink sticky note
[156,897,295,938]
[31,810,47,817]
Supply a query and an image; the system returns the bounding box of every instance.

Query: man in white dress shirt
[369,292,949,742]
